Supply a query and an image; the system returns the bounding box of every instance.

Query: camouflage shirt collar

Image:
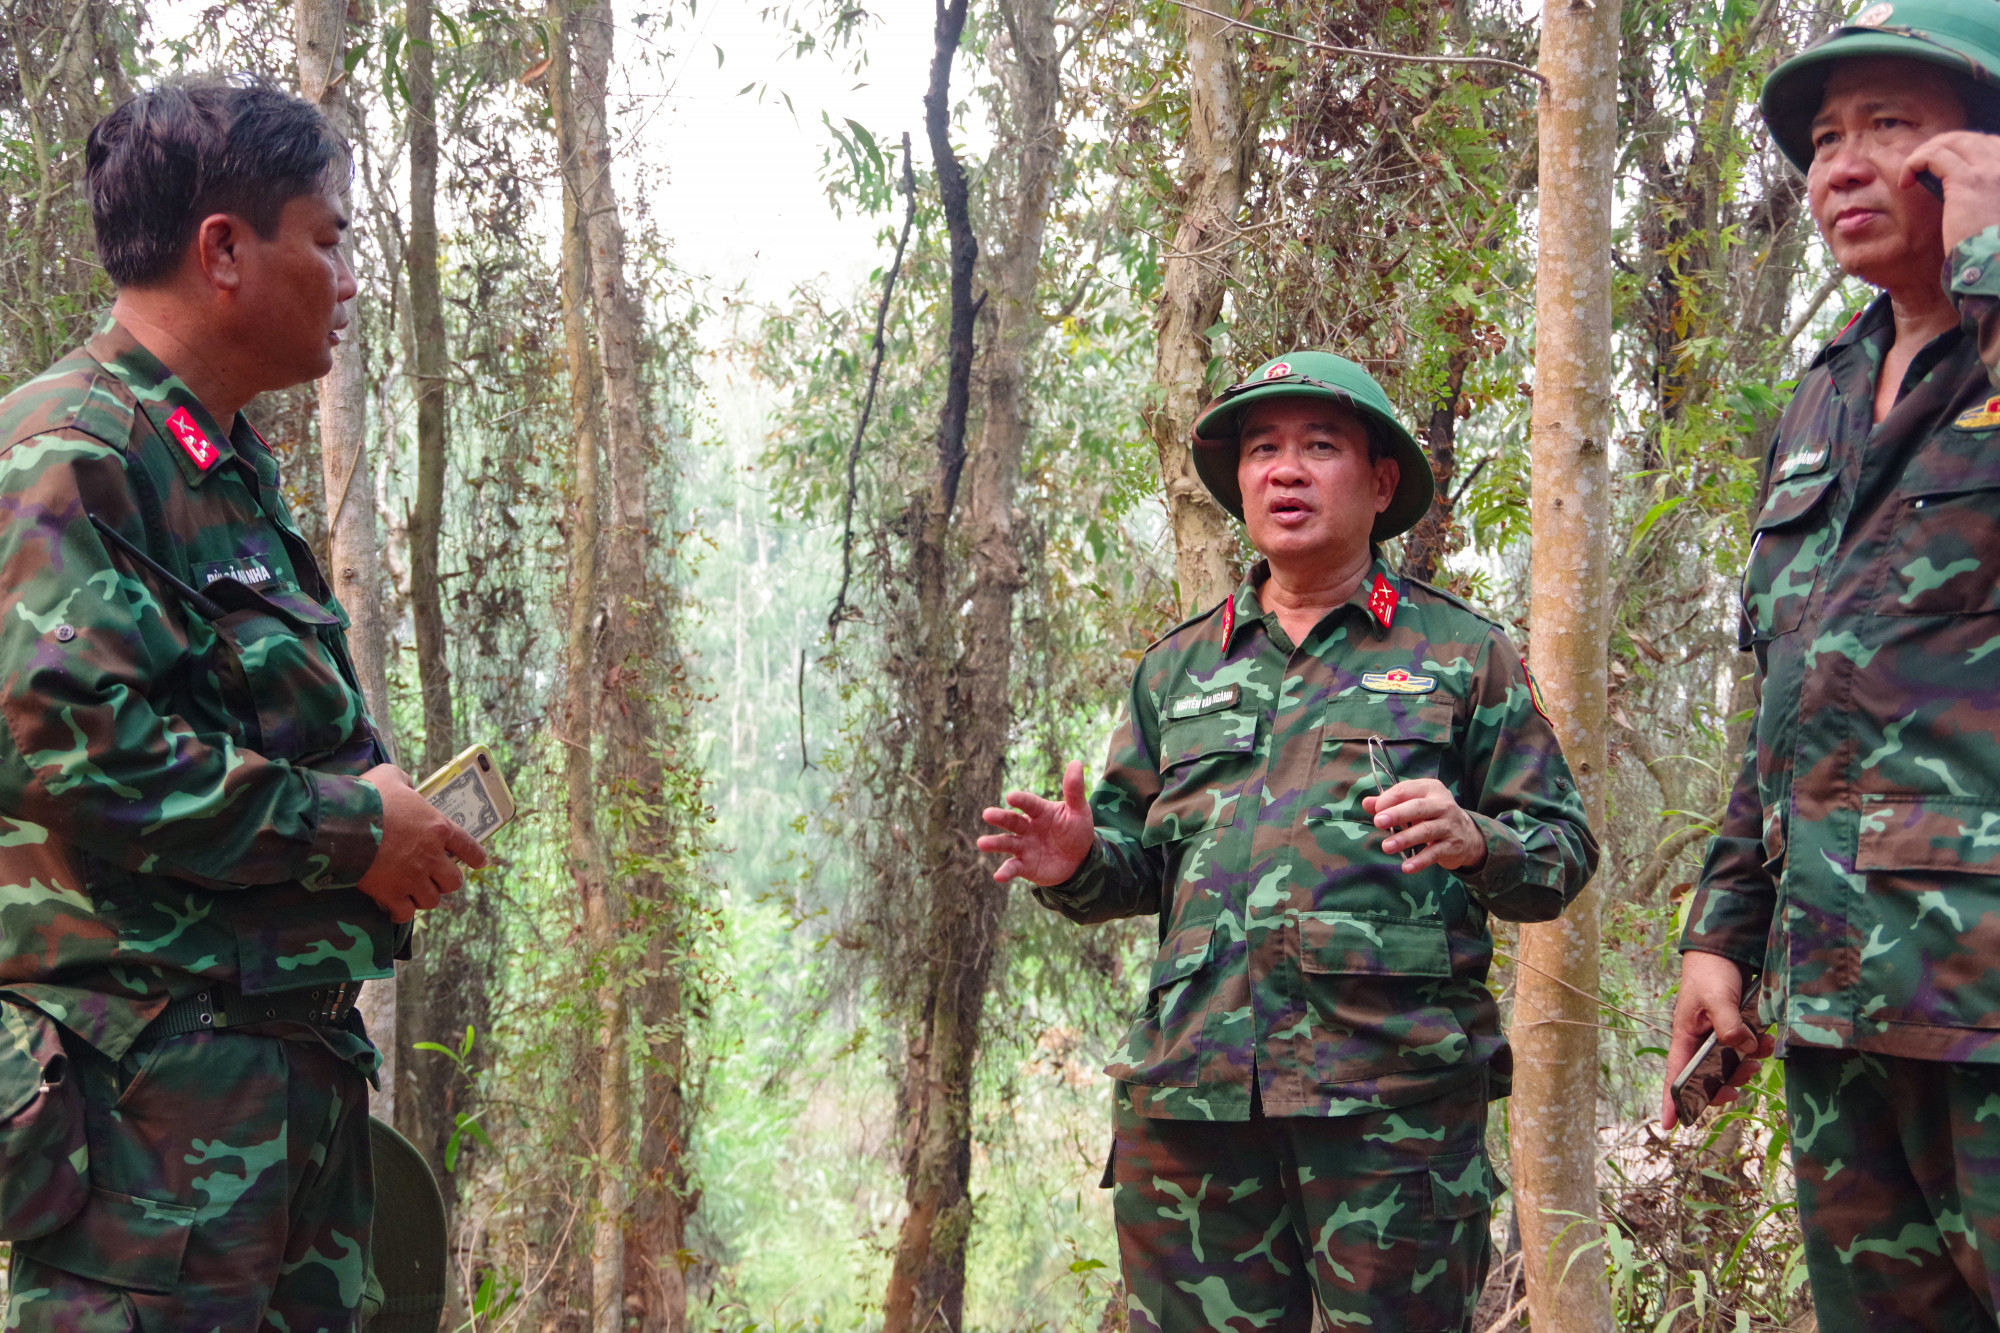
[1805,290,1892,375]
[1237,555,1399,647]
[86,319,242,487]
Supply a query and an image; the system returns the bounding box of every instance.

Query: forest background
[0,0,1872,1327]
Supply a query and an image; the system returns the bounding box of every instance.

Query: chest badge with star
[1955,395,2000,430]
[1360,668,1437,695]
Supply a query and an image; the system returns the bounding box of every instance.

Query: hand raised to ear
[1905,130,2000,253]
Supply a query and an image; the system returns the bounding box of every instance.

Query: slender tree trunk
[880,2,980,1329]
[1143,3,1262,614]
[391,0,478,1241]
[537,18,610,1325]
[1511,0,1619,1329]
[295,0,398,1114]
[881,3,1058,1329]
[407,0,452,778]
[561,0,675,1325]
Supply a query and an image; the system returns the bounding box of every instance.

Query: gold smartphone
[415,744,516,845]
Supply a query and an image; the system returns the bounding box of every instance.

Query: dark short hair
[85,77,350,288]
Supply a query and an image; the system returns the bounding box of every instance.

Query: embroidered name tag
[1360,669,1438,695]
[1168,685,1240,718]
[193,557,277,590]
[1955,395,2000,430]
[1774,443,1829,478]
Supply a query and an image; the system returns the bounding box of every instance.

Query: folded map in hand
[415,744,516,845]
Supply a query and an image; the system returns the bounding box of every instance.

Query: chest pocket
[1142,709,1255,847]
[1741,463,1839,642]
[1308,701,1455,826]
[213,584,363,763]
[1873,444,2000,616]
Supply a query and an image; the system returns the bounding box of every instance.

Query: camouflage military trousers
[4,1026,373,1333]
[1787,1050,2000,1331]
[1110,1082,1493,1333]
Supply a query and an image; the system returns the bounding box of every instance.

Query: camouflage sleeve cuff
[1029,836,1113,919]
[1949,226,2000,298]
[1676,884,1771,970]
[301,773,385,891]
[1456,811,1566,922]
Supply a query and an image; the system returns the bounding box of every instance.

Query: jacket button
[1963,265,1985,285]
[53,625,73,642]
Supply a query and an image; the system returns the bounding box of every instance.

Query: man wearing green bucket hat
[979,350,1597,1332]
[1669,0,2000,1324]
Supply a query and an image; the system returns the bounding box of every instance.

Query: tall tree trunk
[537,19,609,1325]
[877,0,1032,1328]
[1511,0,1619,1329]
[407,0,453,781]
[295,0,398,1113]
[392,0,484,1250]
[1143,3,1262,615]
[560,0,678,1325]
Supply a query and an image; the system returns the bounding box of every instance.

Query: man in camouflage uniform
[980,350,1598,1333]
[1667,1,2000,1324]
[0,81,483,1330]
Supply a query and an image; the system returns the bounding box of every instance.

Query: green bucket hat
[360,1117,448,1332]
[1191,350,1434,542]
[1762,0,2000,174]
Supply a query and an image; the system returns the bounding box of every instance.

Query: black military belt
[140,981,361,1044]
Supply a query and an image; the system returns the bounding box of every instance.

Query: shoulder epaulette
[1141,594,1233,655]
[0,356,135,455]
[1399,575,1505,631]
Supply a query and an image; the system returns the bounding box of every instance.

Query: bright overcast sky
[638,0,950,309]
[148,0,958,318]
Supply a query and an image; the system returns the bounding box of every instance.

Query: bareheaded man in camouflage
[0,80,484,1329]
[1667,0,2000,1324]
[979,352,1599,1332]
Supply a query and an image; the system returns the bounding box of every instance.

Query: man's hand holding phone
[1662,950,1775,1130]
[357,764,489,924]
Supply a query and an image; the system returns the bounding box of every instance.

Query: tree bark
[560,0,684,1326]
[295,0,398,1114]
[1511,0,1619,1328]
[540,15,610,1324]
[391,0,482,1244]
[407,0,452,779]
[879,2,1064,1329]
[1143,2,1261,615]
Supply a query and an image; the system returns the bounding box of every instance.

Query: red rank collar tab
[1366,573,1398,632]
[165,406,220,472]
[1221,592,1236,644]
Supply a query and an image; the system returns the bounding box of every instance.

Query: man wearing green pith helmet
[977,351,1597,1331]
[1667,0,2000,1325]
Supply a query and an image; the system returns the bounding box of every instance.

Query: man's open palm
[978,760,1096,885]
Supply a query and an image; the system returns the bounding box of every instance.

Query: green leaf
[1625,496,1686,553]
[1068,1258,1105,1272]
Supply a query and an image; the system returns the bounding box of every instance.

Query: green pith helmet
[1762,0,2000,174]
[1190,350,1434,543]
[361,1117,448,1333]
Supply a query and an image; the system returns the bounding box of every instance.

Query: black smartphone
[1918,168,1945,199]
[1669,979,1762,1125]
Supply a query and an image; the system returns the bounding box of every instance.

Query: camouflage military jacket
[1684,230,2000,1063]
[1035,559,1597,1120]
[0,322,393,1061]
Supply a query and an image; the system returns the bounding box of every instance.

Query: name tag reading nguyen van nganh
[1168,685,1240,719]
